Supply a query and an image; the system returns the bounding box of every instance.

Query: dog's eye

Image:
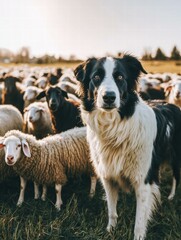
[117,75,123,80]
[18,144,21,148]
[93,75,101,81]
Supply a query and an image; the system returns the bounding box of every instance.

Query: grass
[1,60,181,73]
[0,168,180,240]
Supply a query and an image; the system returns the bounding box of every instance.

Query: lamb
[23,102,54,139]
[0,105,23,182]
[36,86,83,133]
[23,86,46,108]
[0,127,97,210]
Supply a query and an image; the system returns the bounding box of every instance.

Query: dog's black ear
[74,58,97,83]
[119,54,147,90]
[36,91,46,100]
[122,54,147,74]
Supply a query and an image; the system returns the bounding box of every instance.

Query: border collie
[74,55,181,240]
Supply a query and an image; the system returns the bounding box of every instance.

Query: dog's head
[74,55,147,116]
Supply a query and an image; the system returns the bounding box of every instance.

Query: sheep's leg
[17,176,27,207]
[168,177,176,200]
[55,184,63,211]
[101,177,119,232]
[89,176,97,198]
[34,182,40,199]
[168,159,180,200]
[41,185,47,201]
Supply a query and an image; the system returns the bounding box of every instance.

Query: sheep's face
[4,76,19,93]
[23,89,36,101]
[26,106,44,123]
[172,82,181,100]
[0,136,31,166]
[46,87,68,112]
[37,79,47,89]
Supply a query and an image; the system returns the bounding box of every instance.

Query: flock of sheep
[0,64,180,210]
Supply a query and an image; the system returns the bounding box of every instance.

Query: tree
[154,48,167,60]
[170,46,180,60]
[141,48,153,61]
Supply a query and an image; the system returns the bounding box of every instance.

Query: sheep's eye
[18,144,21,148]
[93,75,101,81]
[117,75,123,80]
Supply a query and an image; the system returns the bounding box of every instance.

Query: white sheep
[0,127,97,210]
[0,105,23,182]
[35,77,48,89]
[22,77,36,87]
[164,80,181,107]
[23,102,54,139]
[23,86,46,108]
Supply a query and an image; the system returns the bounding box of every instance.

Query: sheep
[23,102,54,139]
[35,77,48,89]
[0,83,4,104]
[0,127,97,210]
[22,77,36,87]
[138,77,165,100]
[1,75,24,114]
[0,105,23,182]
[164,80,181,107]
[59,81,79,97]
[36,86,83,133]
[23,86,46,108]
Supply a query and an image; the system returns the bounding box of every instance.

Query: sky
[0,0,181,59]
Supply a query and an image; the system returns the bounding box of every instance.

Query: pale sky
[0,0,181,59]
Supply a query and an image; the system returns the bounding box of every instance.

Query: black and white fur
[74,55,181,240]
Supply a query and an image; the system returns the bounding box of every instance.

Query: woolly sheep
[0,105,23,182]
[35,77,48,89]
[23,102,54,139]
[164,80,181,107]
[23,86,46,108]
[0,127,97,210]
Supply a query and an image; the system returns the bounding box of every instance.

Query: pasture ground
[0,167,180,240]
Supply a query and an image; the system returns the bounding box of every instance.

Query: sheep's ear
[165,85,173,97]
[21,139,31,157]
[0,138,5,149]
[36,91,46,100]
[62,90,68,98]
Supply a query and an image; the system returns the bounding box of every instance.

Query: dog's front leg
[101,177,119,232]
[134,183,152,240]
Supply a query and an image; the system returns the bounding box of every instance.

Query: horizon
[1,0,181,59]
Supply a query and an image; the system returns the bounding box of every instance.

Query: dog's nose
[102,91,116,104]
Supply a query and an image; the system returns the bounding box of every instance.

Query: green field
[0,167,180,240]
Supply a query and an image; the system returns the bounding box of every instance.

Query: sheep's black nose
[102,91,116,104]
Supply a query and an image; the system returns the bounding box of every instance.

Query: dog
[74,55,181,240]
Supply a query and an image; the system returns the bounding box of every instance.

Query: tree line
[141,46,181,61]
[0,46,180,64]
